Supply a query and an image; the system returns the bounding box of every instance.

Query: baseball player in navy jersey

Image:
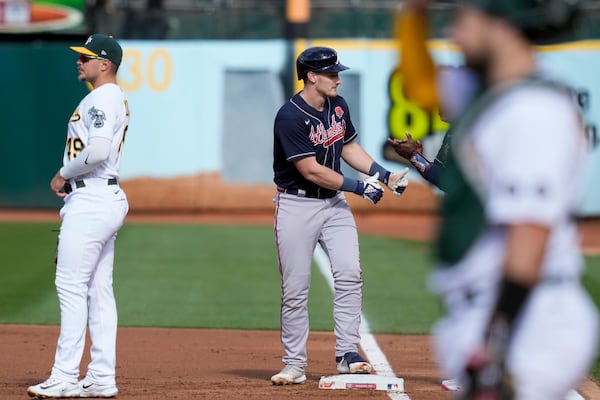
[270,46,409,385]
[27,34,129,399]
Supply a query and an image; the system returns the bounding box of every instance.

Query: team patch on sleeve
[88,106,106,128]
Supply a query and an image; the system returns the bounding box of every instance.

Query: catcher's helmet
[457,0,582,41]
[296,47,349,80]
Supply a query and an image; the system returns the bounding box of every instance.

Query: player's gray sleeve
[60,136,112,179]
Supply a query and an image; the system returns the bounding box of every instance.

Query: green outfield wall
[2,39,599,215]
[0,41,88,209]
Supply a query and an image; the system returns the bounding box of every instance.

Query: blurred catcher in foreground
[397,0,599,399]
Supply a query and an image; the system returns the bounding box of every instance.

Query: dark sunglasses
[79,54,107,63]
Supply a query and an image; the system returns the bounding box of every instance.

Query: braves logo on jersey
[309,113,346,147]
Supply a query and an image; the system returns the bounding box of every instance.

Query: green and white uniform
[430,78,599,399]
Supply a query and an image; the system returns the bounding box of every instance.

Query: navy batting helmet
[457,0,582,42]
[296,47,349,80]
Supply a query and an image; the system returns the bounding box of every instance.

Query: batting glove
[357,172,384,204]
[387,167,409,196]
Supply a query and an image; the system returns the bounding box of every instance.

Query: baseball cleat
[79,380,119,398]
[27,378,81,399]
[441,378,462,391]
[271,365,307,385]
[336,351,373,374]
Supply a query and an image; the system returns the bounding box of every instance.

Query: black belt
[277,187,338,199]
[63,178,118,194]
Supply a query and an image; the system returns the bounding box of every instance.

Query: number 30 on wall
[118,48,173,92]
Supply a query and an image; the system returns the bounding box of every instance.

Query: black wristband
[481,277,532,360]
[494,276,531,325]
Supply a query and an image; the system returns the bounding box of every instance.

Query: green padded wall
[0,42,88,209]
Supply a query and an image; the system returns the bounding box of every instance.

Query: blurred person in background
[396,0,599,398]
[387,64,479,195]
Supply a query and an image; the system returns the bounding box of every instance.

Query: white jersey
[64,83,129,180]
[430,83,598,395]
[433,84,587,288]
[475,86,585,279]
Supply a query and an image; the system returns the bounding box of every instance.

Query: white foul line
[314,245,411,400]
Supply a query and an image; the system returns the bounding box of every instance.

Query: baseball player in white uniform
[27,34,129,399]
[396,1,600,399]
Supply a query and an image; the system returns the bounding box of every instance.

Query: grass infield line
[313,244,412,400]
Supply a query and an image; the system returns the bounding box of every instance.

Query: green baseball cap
[70,34,122,66]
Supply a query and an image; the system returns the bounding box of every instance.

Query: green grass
[113,224,283,329]
[0,222,61,324]
[359,235,441,334]
[1,221,599,382]
[0,222,440,331]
